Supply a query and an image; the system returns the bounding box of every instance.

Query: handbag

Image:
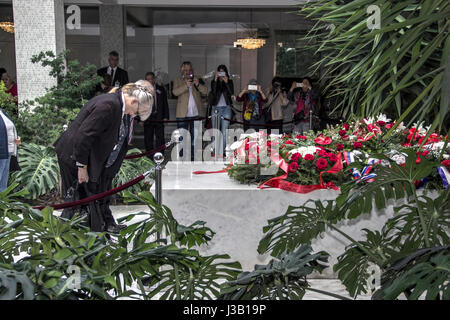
[61,181,106,232]
[9,155,21,172]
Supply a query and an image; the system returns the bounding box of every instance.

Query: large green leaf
[219,245,334,300]
[13,144,60,199]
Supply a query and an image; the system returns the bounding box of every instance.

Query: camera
[218,72,226,77]
[248,85,258,91]
[297,82,304,88]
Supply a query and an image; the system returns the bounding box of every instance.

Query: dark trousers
[267,120,283,135]
[177,117,198,161]
[58,157,116,229]
[144,122,165,152]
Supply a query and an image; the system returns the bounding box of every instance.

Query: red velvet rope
[145,117,206,123]
[33,173,149,211]
[222,117,295,127]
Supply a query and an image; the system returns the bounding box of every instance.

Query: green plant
[219,245,348,300]
[373,246,450,300]
[15,50,102,146]
[0,190,242,300]
[12,143,60,200]
[113,149,155,195]
[0,81,18,122]
[300,0,450,133]
[257,151,450,299]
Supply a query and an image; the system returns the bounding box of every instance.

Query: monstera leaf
[13,144,60,199]
[373,246,450,300]
[219,245,332,300]
[258,200,339,257]
[144,253,242,300]
[383,189,450,255]
[113,148,154,194]
[337,149,439,219]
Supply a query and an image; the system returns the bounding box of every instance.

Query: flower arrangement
[226,115,450,193]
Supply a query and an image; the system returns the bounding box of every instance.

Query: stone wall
[12,0,66,104]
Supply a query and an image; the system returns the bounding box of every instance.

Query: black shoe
[106,223,127,234]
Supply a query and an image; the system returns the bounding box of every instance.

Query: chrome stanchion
[213,109,219,158]
[153,152,164,242]
[309,109,313,132]
[154,152,164,206]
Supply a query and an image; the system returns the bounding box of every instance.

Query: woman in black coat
[209,65,234,157]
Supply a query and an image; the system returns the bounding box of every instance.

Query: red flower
[336,143,344,151]
[442,160,450,169]
[377,121,386,127]
[421,150,430,156]
[353,142,363,149]
[288,162,299,172]
[318,149,328,157]
[316,158,328,171]
[341,135,349,141]
[402,143,411,147]
[338,130,347,137]
[343,123,350,131]
[314,136,333,145]
[291,153,302,162]
[296,135,307,140]
[285,140,294,145]
[416,157,421,164]
[245,143,250,150]
[304,154,315,161]
[385,123,394,130]
[328,154,338,163]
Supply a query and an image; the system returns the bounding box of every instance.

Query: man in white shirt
[97,51,129,88]
[172,61,208,161]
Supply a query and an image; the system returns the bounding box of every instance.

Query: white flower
[363,117,375,125]
[377,114,391,123]
[412,122,430,135]
[390,154,406,165]
[349,135,357,141]
[395,121,406,132]
[288,146,320,159]
[230,140,244,151]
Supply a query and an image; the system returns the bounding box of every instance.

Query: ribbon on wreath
[343,152,379,182]
[437,166,450,189]
[258,152,343,193]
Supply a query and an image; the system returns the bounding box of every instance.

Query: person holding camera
[288,77,319,134]
[236,79,268,132]
[209,65,234,157]
[173,61,208,161]
[264,77,289,135]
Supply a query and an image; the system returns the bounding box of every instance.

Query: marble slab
[137,162,398,279]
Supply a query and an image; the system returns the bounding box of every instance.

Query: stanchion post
[213,109,219,158]
[309,109,313,131]
[153,152,164,241]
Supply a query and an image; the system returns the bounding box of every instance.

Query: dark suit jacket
[209,79,234,107]
[97,66,129,87]
[145,84,170,123]
[54,92,123,183]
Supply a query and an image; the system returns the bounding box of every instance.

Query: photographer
[264,77,289,135]
[236,79,268,132]
[209,64,234,157]
[172,61,208,161]
[288,77,319,134]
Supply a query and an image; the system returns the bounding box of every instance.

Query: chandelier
[235,9,266,50]
[0,21,14,33]
[235,38,266,50]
